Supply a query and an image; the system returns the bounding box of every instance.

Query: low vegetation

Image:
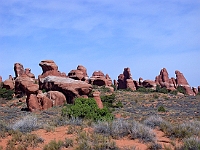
[0,88,14,100]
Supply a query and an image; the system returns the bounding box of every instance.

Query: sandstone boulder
[25,68,35,78]
[26,94,41,112]
[39,76,92,103]
[90,71,112,86]
[46,91,66,106]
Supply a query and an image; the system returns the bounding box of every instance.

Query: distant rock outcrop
[117,68,136,91]
[155,68,170,88]
[142,80,156,89]
[90,71,112,86]
[175,70,194,95]
[3,75,14,90]
[68,65,89,81]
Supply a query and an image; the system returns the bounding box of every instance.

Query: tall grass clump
[143,115,169,129]
[129,121,156,143]
[11,114,40,133]
[177,137,200,150]
[93,118,130,138]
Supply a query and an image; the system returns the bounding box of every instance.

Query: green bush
[156,85,168,94]
[0,88,14,100]
[170,90,178,95]
[158,106,166,112]
[43,140,63,150]
[61,98,113,121]
[136,87,155,93]
[101,94,122,109]
[177,86,186,94]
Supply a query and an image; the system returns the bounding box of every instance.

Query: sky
[0,0,200,87]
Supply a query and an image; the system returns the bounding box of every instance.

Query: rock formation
[198,86,200,93]
[0,76,2,83]
[117,68,136,91]
[68,65,89,81]
[90,71,112,86]
[155,68,170,88]
[3,75,14,90]
[38,60,92,103]
[38,60,66,78]
[14,63,25,78]
[142,80,156,89]
[92,91,103,109]
[175,70,194,95]
[192,87,198,95]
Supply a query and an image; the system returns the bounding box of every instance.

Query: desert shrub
[156,85,168,94]
[0,88,14,100]
[148,142,162,150]
[93,118,130,139]
[63,138,73,148]
[101,94,116,108]
[0,121,10,138]
[43,140,63,150]
[178,137,200,150]
[169,90,178,95]
[6,132,43,150]
[11,114,40,133]
[158,106,166,112]
[177,86,186,94]
[61,97,113,121]
[76,131,119,150]
[136,87,155,93]
[129,121,156,143]
[143,115,168,129]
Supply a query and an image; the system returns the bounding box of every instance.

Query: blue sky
[0,0,200,87]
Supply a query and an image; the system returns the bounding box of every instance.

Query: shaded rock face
[3,75,14,90]
[46,91,66,106]
[90,71,112,86]
[142,80,156,89]
[155,68,170,88]
[14,63,24,78]
[198,86,200,93]
[117,68,136,91]
[39,76,92,104]
[39,60,66,78]
[68,65,89,81]
[92,91,103,109]
[192,87,198,95]
[175,70,194,95]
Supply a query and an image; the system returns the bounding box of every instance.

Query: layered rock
[39,76,92,103]
[3,75,14,90]
[68,65,89,81]
[117,68,136,91]
[90,71,112,86]
[175,70,194,95]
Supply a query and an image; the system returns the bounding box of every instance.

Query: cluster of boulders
[0,60,199,112]
[116,67,199,96]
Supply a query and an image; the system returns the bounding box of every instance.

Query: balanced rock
[90,71,112,86]
[39,60,66,78]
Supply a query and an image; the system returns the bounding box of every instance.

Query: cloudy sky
[0,0,200,87]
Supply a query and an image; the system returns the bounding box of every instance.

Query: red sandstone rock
[77,65,88,77]
[46,91,66,106]
[117,68,136,91]
[156,68,170,88]
[68,70,84,80]
[90,71,112,86]
[93,91,103,109]
[39,76,92,103]
[25,68,35,78]
[142,80,156,89]
[26,94,41,112]
[175,70,194,95]
[3,75,14,90]
[14,63,25,77]
[39,60,66,78]
[139,77,143,85]
[26,84,39,94]
[192,87,198,95]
